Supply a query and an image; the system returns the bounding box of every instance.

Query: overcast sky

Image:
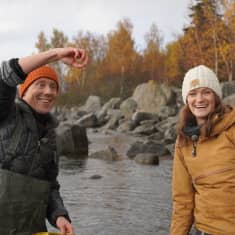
[0,0,193,62]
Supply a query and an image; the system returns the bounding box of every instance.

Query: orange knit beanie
[18,65,59,98]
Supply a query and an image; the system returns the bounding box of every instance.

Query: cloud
[0,0,190,61]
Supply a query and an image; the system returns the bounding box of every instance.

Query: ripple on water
[48,132,173,235]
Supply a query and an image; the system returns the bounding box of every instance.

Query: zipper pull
[37,140,41,150]
[191,135,198,157]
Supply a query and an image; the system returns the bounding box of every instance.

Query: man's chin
[36,107,52,114]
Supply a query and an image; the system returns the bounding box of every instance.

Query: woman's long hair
[176,94,227,144]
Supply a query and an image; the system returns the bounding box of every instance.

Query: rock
[134,153,159,165]
[117,120,136,132]
[147,132,164,141]
[79,95,102,113]
[71,124,89,156]
[89,146,121,161]
[132,80,176,113]
[56,123,74,156]
[166,143,175,156]
[103,109,123,130]
[90,174,102,179]
[158,106,177,119]
[221,81,235,98]
[120,98,138,118]
[164,126,177,144]
[75,113,98,128]
[132,111,160,125]
[127,140,169,159]
[223,94,235,107]
[155,116,177,134]
[56,122,88,158]
[132,122,156,135]
[96,97,122,119]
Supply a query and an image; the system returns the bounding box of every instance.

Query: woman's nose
[196,92,203,101]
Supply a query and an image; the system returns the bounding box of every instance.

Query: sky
[0,0,192,62]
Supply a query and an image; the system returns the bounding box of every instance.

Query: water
[48,131,173,235]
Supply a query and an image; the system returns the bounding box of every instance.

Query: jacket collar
[16,99,58,129]
[210,106,235,137]
[199,106,235,140]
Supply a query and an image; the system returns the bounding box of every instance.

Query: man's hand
[57,47,88,69]
[56,216,74,235]
[19,47,88,74]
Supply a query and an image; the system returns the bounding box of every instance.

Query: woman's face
[187,87,216,125]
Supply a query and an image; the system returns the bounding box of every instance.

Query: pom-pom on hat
[18,66,59,98]
[182,65,222,104]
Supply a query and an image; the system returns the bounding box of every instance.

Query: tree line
[35,0,235,105]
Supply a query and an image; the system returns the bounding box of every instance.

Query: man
[0,47,88,234]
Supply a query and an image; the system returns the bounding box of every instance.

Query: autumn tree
[181,0,226,76]
[70,31,107,89]
[104,18,139,98]
[220,0,235,80]
[35,31,50,52]
[165,39,185,85]
[142,23,165,82]
[35,29,69,91]
[50,29,69,91]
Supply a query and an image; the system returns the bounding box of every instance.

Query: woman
[169,65,235,235]
[0,47,88,235]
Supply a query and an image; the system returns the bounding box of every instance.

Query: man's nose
[44,85,53,94]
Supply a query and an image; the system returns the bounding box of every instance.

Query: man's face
[22,77,58,114]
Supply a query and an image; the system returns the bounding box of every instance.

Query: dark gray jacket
[0,60,70,227]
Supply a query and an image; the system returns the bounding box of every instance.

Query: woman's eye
[188,92,196,96]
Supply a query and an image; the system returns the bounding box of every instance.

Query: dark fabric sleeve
[0,59,28,122]
[9,58,27,80]
[47,180,71,227]
[0,79,16,121]
[46,148,71,227]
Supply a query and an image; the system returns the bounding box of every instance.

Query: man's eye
[50,84,57,89]
[38,83,45,88]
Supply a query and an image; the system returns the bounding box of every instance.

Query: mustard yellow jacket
[170,108,235,235]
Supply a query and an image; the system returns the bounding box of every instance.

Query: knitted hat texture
[182,65,222,104]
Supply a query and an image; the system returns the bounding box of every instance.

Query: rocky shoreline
[54,80,235,165]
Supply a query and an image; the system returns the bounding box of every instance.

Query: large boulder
[221,81,235,98]
[56,122,88,158]
[223,94,235,107]
[79,95,102,113]
[132,80,176,113]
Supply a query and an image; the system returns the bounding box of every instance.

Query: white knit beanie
[182,65,222,104]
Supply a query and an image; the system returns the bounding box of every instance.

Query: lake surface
[48,131,173,235]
